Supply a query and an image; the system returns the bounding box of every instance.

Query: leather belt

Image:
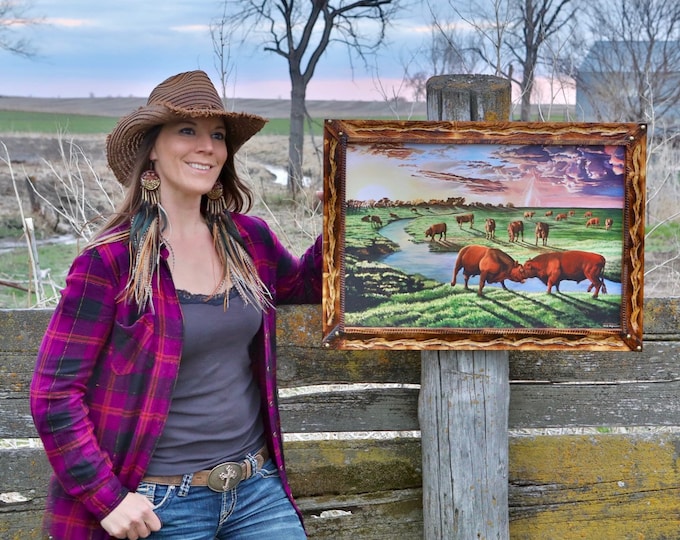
[142,446,269,492]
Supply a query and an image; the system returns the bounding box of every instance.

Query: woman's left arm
[236,214,322,305]
[274,233,323,304]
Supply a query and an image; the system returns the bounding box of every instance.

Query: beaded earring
[206,180,227,216]
[140,167,161,206]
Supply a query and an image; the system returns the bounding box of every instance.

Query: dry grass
[238,134,324,254]
[0,133,323,256]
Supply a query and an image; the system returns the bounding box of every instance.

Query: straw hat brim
[106,102,267,186]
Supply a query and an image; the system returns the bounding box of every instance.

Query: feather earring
[209,212,272,311]
[126,164,163,313]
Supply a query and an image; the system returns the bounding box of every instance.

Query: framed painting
[322,120,646,351]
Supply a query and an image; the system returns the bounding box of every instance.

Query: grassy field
[0,110,425,136]
[0,111,119,134]
[0,241,79,308]
[0,110,301,136]
[348,282,621,329]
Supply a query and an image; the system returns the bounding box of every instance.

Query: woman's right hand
[100,492,162,539]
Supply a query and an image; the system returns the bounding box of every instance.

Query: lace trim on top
[176,287,239,306]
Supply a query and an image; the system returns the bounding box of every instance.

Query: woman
[30,70,321,540]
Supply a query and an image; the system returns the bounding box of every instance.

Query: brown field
[0,97,425,252]
[0,95,426,119]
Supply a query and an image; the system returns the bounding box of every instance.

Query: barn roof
[578,40,680,74]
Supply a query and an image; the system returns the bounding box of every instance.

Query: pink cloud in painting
[490,144,625,207]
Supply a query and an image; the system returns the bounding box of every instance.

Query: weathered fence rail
[1,298,680,538]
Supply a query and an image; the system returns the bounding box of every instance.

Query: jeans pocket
[136,482,176,511]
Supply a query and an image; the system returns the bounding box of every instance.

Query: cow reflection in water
[451,244,525,296]
[523,250,607,298]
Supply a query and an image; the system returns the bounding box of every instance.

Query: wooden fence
[1,298,679,539]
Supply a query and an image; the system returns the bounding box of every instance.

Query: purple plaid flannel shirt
[30,213,322,539]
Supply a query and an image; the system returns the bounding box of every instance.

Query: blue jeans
[136,459,306,539]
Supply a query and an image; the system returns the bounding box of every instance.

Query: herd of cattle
[358,209,614,298]
[440,211,611,297]
[422,210,614,247]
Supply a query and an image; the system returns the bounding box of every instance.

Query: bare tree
[409,8,483,84]
[428,0,512,78]
[400,19,483,104]
[571,0,680,124]
[426,0,580,120]
[364,41,436,119]
[0,0,42,57]
[562,0,680,297]
[505,0,580,120]
[397,1,498,104]
[210,4,240,102]
[222,0,401,196]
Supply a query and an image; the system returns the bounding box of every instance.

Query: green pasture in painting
[342,204,623,329]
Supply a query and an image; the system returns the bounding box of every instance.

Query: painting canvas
[322,120,646,351]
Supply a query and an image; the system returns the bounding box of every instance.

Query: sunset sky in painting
[346,142,626,209]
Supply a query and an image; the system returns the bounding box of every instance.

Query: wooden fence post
[419,74,512,540]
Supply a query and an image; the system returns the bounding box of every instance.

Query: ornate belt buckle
[207,461,243,492]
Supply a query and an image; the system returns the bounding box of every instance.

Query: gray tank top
[145,288,265,475]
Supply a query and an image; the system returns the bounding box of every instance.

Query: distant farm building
[575,40,680,126]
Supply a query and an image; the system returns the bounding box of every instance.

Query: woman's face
[150,116,228,202]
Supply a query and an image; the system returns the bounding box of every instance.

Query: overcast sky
[1,0,430,100]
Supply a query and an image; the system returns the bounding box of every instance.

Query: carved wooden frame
[322,120,646,351]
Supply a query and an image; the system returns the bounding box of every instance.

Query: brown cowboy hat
[106,70,267,185]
